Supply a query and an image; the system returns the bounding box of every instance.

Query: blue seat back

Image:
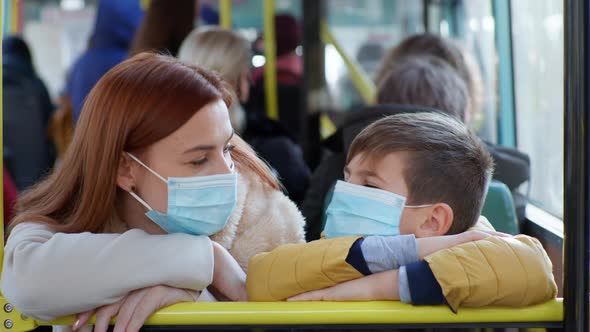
[481,181,519,235]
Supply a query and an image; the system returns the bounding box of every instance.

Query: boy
[247,113,556,311]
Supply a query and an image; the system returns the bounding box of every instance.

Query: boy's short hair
[347,112,494,234]
[377,55,469,121]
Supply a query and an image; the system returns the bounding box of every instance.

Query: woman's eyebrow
[183,130,235,154]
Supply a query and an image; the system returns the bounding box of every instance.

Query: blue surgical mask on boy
[126,153,237,236]
[323,180,432,238]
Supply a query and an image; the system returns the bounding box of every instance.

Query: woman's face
[127,99,234,230]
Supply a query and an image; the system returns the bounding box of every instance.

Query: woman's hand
[417,229,510,259]
[211,241,248,301]
[73,285,198,332]
[287,270,400,302]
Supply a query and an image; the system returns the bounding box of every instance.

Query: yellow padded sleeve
[425,235,557,311]
[247,236,364,301]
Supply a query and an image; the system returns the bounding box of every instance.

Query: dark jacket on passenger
[300,104,530,241]
[68,0,143,122]
[2,37,56,190]
[243,115,310,206]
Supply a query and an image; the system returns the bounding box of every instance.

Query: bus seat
[481,180,519,235]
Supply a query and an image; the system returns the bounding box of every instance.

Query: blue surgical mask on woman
[323,180,432,238]
[126,153,237,236]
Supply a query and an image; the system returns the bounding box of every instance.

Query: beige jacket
[211,169,306,271]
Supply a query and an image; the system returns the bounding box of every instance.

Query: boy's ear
[417,203,454,237]
[117,153,137,192]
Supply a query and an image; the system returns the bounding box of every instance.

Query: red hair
[10,53,278,233]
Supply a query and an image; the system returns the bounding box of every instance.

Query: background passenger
[129,0,195,57]
[251,14,303,85]
[377,56,468,120]
[68,0,144,122]
[178,27,251,133]
[1,54,302,331]
[2,35,56,190]
[374,33,483,124]
[247,14,304,141]
[178,27,311,206]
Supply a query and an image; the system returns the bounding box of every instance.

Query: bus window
[452,0,499,144]
[511,0,563,218]
[324,0,423,112]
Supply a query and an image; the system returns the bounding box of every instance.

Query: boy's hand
[287,270,400,302]
[417,230,510,259]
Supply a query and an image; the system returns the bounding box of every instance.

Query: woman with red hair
[2,53,303,332]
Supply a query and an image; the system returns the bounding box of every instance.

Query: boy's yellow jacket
[246,218,557,311]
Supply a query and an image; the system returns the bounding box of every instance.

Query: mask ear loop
[125,152,164,212]
[128,190,154,212]
[405,204,435,209]
[126,152,168,183]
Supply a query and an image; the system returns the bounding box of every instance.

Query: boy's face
[344,151,451,237]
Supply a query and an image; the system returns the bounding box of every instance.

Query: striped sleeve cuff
[404,261,445,305]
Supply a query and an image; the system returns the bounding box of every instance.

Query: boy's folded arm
[287,263,448,303]
[425,234,558,311]
[246,236,365,301]
[360,234,419,273]
[288,270,400,301]
[357,226,508,275]
[246,230,555,307]
[247,233,432,301]
[401,262,446,305]
[415,229,509,259]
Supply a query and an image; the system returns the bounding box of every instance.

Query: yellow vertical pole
[140,0,150,10]
[219,0,232,29]
[263,0,278,120]
[1,0,5,274]
[320,22,375,104]
[8,0,16,34]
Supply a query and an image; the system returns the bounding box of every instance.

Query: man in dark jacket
[3,36,56,190]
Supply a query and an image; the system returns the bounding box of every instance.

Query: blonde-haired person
[1,53,303,332]
[178,27,250,133]
[178,27,310,205]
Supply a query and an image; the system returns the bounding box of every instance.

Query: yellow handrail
[262,0,278,120]
[8,0,18,34]
[2,299,562,331]
[320,21,376,105]
[219,0,232,29]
